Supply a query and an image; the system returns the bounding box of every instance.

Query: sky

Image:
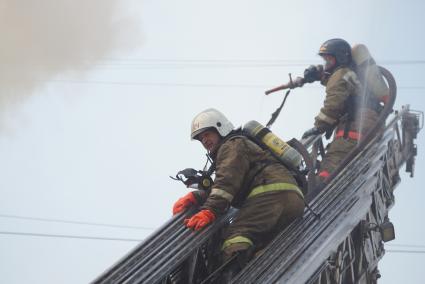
[0,0,424,283]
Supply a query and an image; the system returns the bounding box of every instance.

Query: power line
[99,58,318,63]
[94,58,425,65]
[45,80,268,89]
[3,59,425,70]
[44,79,425,90]
[0,231,143,242]
[90,62,314,69]
[386,243,425,249]
[0,213,155,230]
[386,249,425,254]
[59,59,425,70]
[1,230,425,253]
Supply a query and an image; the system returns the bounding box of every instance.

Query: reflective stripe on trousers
[247,182,304,199]
[222,236,253,250]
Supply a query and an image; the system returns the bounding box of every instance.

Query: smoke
[0,0,142,123]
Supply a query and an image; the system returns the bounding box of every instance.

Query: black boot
[217,247,255,283]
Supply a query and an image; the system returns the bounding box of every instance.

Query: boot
[217,246,255,283]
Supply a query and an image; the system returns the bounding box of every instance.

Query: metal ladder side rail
[234,127,394,283]
[277,110,420,283]
[305,158,402,284]
[124,210,237,284]
[271,163,383,283]
[241,109,418,283]
[118,225,193,283]
[283,190,377,284]
[233,145,382,283]
[96,205,232,283]
[277,187,376,284]
[92,211,194,283]
[249,162,382,284]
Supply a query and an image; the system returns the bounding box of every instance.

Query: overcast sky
[0,1,424,283]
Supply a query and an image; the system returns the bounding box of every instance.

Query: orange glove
[173,192,197,215]
[184,209,216,231]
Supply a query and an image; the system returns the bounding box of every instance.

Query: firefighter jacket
[197,136,303,216]
[314,67,379,138]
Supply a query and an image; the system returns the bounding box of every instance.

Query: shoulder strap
[244,133,307,193]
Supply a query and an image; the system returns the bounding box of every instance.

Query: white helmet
[190,108,234,140]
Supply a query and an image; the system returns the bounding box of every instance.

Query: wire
[0,213,155,230]
[1,229,425,253]
[43,79,425,90]
[0,231,144,242]
[386,243,425,249]
[85,58,425,65]
[386,249,425,254]
[99,58,318,63]
[3,59,425,70]
[58,59,425,70]
[44,80,268,88]
[93,58,425,65]
[90,62,314,69]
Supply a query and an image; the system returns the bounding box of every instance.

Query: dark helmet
[318,38,352,66]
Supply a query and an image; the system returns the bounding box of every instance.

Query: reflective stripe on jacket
[201,136,302,216]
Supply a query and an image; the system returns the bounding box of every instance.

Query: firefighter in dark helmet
[173,108,305,281]
[302,38,380,180]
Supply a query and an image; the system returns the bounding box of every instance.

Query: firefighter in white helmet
[173,108,305,281]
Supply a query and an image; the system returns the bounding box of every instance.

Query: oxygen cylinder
[352,44,389,104]
[243,120,302,168]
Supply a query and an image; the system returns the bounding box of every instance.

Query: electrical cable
[44,79,267,88]
[0,231,144,242]
[3,59,425,70]
[52,59,425,70]
[43,79,425,90]
[1,229,425,254]
[386,243,425,249]
[0,213,155,230]
[386,249,425,254]
[77,58,425,65]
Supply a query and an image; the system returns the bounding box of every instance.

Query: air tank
[243,120,302,168]
[352,44,389,104]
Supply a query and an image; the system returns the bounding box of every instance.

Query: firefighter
[302,38,380,180]
[173,108,305,281]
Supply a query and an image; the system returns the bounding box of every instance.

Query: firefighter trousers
[318,137,358,179]
[221,190,305,257]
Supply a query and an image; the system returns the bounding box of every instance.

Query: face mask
[322,56,335,72]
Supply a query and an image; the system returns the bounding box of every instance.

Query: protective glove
[302,127,322,139]
[303,64,324,83]
[184,209,216,231]
[173,192,197,215]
